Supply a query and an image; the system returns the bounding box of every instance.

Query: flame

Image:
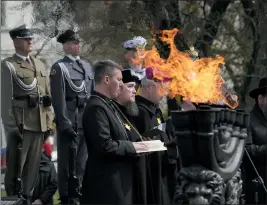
[141,28,238,109]
[129,46,146,66]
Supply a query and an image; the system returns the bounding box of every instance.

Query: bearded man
[113,69,148,204]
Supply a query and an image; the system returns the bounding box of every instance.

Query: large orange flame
[141,28,238,109]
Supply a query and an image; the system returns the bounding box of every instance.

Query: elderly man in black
[243,77,267,204]
[80,60,148,205]
[133,68,177,204]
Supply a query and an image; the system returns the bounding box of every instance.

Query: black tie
[76,60,85,74]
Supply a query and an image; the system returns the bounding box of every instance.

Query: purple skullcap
[145,67,154,80]
[145,67,172,82]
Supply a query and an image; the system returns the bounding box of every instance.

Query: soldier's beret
[9,24,34,39]
[57,30,81,44]
[122,69,140,84]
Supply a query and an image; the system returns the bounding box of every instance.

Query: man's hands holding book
[133,142,150,154]
[133,140,167,155]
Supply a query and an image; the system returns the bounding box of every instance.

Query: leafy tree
[26,0,267,109]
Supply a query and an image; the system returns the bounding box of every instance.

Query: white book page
[135,140,167,153]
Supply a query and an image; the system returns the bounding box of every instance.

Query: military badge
[50,69,56,76]
[157,118,161,125]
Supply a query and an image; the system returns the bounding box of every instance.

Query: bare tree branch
[239,0,260,106]
[194,0,232,57]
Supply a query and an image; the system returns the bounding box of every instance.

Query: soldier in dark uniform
[243,77,267,204]
[80,60,149,205]
[1,25,53,203]
[133,68,178,204]
[49,30,94,204]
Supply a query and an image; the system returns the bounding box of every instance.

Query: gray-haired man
[1,24,53,204]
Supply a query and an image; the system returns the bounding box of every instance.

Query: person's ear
[124,51,130,60]
[104,75,110,85]
[13,39,19,48]
[147,85,153,93]
[258,94,264,104]
[63,43,69,52]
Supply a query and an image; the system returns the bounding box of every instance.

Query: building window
[1,2,6,27]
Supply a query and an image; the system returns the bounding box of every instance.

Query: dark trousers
[244,175,267,204]
[57,128,87,198]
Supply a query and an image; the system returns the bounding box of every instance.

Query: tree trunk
[240,0,267,110]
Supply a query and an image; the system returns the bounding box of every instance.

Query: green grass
[1,191,60,204]
[53,191,60,204]
[1,191,6,197]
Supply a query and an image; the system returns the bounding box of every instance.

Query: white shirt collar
[66,54,80,61]
[16,53,30,62]
[130,69,146,80]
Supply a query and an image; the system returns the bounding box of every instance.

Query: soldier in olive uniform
[1,25,53,203]
[49,30,94,204]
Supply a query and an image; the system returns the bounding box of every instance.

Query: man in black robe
[133,70,178,204]
[243,77,267,204]
[113,69,148,204]
[80,60,149,205]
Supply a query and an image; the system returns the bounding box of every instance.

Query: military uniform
[50,30,94,202]
[1,25,53,200]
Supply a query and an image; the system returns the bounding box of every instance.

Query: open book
[135,140,167,153]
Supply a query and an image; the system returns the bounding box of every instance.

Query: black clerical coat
[80,92,137,205]
[133,95,177,204]
[112,101,147,204]
[243,104,267,204]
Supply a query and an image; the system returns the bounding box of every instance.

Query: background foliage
[20,0,267,110]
